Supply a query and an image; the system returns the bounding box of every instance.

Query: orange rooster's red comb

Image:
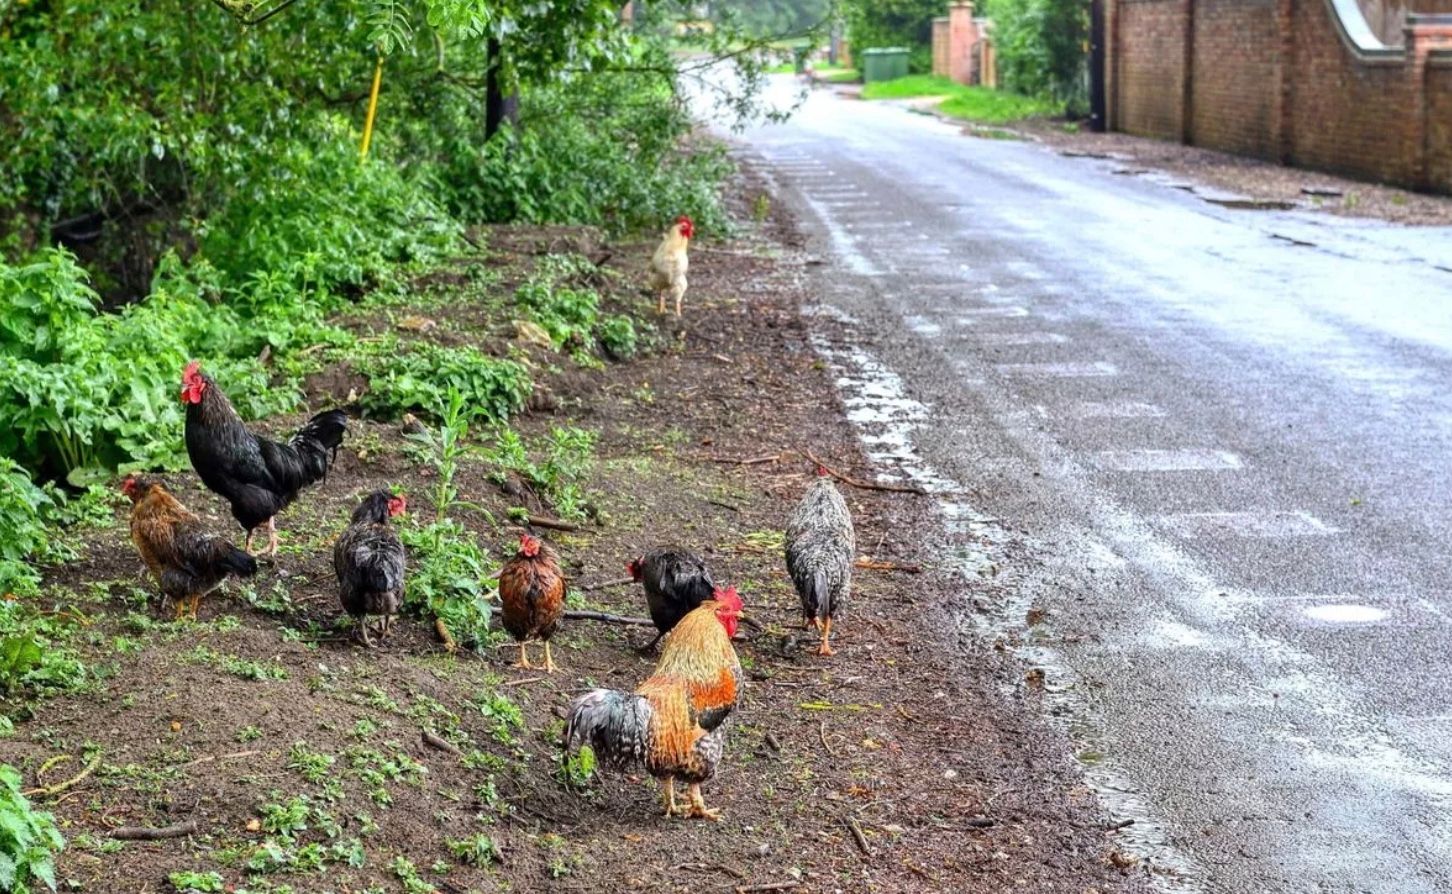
[519,534,541,557]
[713,585,743,614]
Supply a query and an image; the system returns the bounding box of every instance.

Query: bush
[986,0,1090,115]
[0,459,55,599]
[447,73,734,236]
[0,764,64,894]
[0,249,303,482]
[356,341,531,425]
[598,315,638,360]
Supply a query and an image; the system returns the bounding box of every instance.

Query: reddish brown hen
[498,533,566,672]
[123,476,258,620]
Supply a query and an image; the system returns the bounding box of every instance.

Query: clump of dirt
[6,170,1151,893]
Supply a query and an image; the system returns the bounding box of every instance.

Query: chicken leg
[817,616,836,656]
[514,641,533,669]
[543,641,557,673]
[661,776,678,817]
[189,593,202,621]
[357,616,376,647]
[684,783,721,821]
[173,596,189,622]
[265,517,280,557]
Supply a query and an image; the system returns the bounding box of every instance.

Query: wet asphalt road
[733,79,1452,893]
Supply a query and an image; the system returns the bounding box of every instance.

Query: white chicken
[650,215,694,317]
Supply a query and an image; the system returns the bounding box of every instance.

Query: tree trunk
[484,37,518,141]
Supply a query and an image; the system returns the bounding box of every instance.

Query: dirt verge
[7,162,1151,893]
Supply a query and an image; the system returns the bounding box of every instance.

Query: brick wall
[1190,0,1278,156]
[1113,0,1189,139]
[1108,0,1452,192]
[1430,63,1452,187]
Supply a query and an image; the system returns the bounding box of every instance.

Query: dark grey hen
[334,490,407,646]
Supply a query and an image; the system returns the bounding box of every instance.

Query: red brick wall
[1430,64,1452,189]
[1114,0,1188,139]
[1108,0,1452,192]
[1286,0,1417,183]
[1190,0,1278,156]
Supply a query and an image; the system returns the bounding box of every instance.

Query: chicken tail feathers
[288,409,348,485]
[808,568,832,620]
[219,545,259,579]
[565,689,652,769]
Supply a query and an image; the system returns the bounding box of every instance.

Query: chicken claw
[513,642,533,669]
[685,783,721,821]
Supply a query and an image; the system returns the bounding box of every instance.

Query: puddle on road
[1302,603,1387,625]
[805,313,1203,891]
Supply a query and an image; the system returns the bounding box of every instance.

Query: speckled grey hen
[784,471,855,655]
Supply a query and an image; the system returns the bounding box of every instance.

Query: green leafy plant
[483,426,597,521]
[598,315,638,360]
[0,764,64,894]
[356,340,530,425]
[447,833,499,866]
[168,870,225,893]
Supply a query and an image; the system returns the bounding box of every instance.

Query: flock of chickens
[116,219,859,820]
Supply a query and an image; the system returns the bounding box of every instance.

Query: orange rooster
[122,476,258,620]
[498,533,566,671]
[566,587,743,820]
[649,215,693,317]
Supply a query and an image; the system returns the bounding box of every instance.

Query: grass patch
[822,67,860,84]
[861,76,1056,124]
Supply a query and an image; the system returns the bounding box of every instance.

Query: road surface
[735,79,1452,893]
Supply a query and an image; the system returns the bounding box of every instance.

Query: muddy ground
[6,163,1152,893]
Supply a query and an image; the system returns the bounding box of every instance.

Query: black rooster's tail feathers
[219,545,259,578]
[288,409,348,485]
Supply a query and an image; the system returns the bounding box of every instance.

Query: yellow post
[360,55,384,159]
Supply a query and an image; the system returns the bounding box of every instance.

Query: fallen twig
[23,750,101,798]
[854,558,923,574]
[799,449,926,496]
[421,730,461,755]
[182,749,260,769]
[798,701,880,712]
[964,817,996,829]
[736,883,801,894]
[845,817,872,858]
[702,453,781,466]
[675,862,746,880]
[526,515,581,532]
[109,819,198,841]
[564,609,656,627]
[707,498,742,513]
[501,676,543,687]
[819,720,839,757]
[581,576,634,592]
[764,732,783,752]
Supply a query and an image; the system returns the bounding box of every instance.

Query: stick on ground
[580,577,634,592]
[563,609,656,627]
[109,819,198,841]
[799,448,927,496]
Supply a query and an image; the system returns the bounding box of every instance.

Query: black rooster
[334,490,407,646]
[628,546,717,651]
[182,361,347,555]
